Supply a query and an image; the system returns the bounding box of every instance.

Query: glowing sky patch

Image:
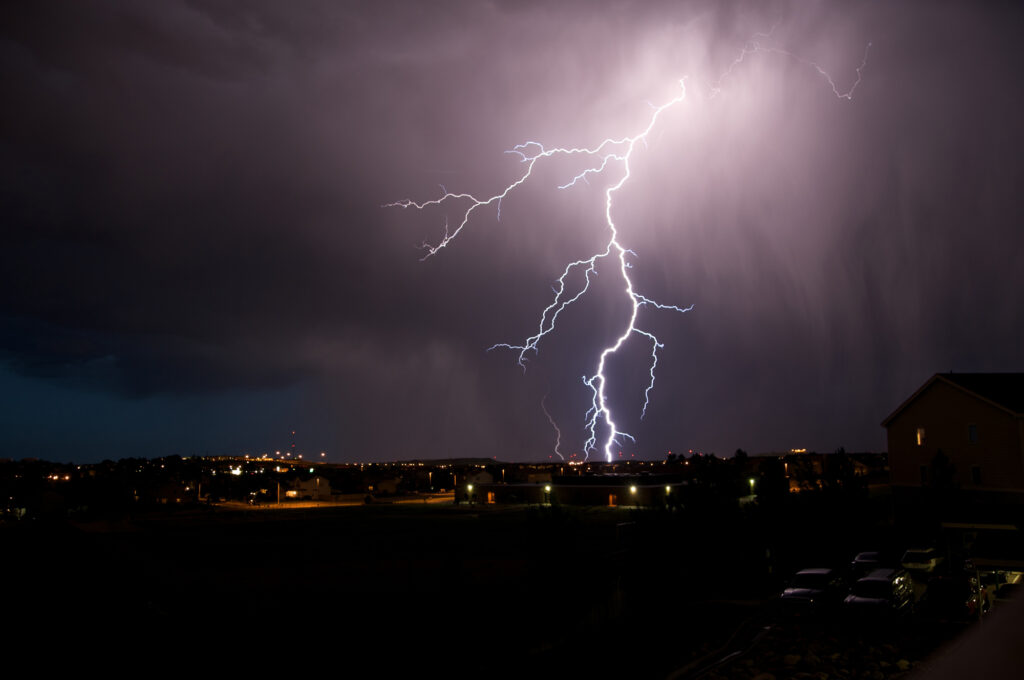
[391,36,869,462]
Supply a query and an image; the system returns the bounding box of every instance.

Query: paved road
[216,492,455,510]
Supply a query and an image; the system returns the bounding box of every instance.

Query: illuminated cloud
[0,1,1022,461]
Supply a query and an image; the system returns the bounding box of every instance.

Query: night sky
[2,1,1022,464]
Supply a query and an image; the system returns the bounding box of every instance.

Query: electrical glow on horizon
[389,37,870,462]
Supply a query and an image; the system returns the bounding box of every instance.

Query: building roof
[939,373,1024,414]
[882,373,1024,426]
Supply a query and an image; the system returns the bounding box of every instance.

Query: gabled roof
[940,373,1024,414]
[882,373,1024,427]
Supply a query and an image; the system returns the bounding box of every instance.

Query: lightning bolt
[541,395,564,461]
[388,37,868,462]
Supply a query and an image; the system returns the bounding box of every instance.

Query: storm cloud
[1,1,1021,462]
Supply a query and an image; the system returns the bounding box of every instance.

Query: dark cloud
[1,1,1022,461]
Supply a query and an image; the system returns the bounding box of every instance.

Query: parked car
[780,568,847,614]
[849,552,884,581]
[843,568,914,616]
[994,582,1021,610]
[918,572,985,622]
[901,547,944,574]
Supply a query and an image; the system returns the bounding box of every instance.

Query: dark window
[920,465,928,484]
[971,466,982,485]
[968,424,978,443]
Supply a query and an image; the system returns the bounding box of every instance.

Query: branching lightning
[388,36,868,462]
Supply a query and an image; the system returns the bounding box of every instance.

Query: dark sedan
[780,568,847,614]
[843,568,914,617]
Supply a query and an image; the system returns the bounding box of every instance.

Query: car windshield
[792,572,830,588]
[853,580,890,599]
[904,550,935,562]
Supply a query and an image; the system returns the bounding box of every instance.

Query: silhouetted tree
[756,458,789,505]
[822,447,861,494]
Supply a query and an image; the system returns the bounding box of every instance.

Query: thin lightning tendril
[387,38,869,462]
[541,395,564,461]
[710,32,872,100]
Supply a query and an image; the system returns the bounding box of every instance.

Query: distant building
[285,476,332,501]
[465,470,494,486]
[368,476,400,495]
[883,373,1024,523]
[525,471,551,484]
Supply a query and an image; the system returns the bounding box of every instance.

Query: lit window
[916,428,926,446]
[968,424,978,443]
